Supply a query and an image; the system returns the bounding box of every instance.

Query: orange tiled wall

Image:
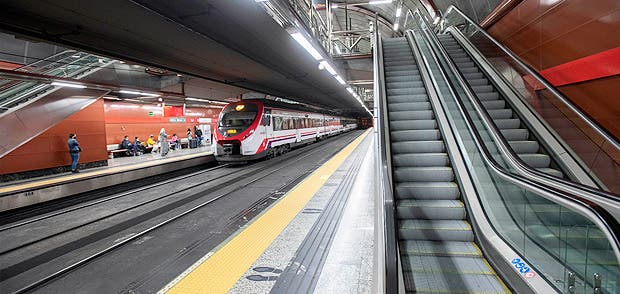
[0,99,108,175]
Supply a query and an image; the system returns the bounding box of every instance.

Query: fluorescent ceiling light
[119,89,160,97]
[124,98,142,102]
[290,32,323,60]
[346,87,354,94]
[396,7,402,17]
[393,23,399,31]
[369,0,392,4]
[255,0,268,2]
[335,75,346,85]
[51,82,86,89]
[103,96,122,100]
[185,97,210,103]
[319,61,337,76]
[119,90,142,95]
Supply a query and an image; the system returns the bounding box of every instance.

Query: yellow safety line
[482,258,512,293]
[164,129,371,294]
[0,151,213,194]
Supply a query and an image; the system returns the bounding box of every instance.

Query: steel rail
[8,131,361,293]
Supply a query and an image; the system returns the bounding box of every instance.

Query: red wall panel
[488,0,620,140]
[0,99,108,175]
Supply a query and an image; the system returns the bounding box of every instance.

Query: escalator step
[508,141,539,153]
[500,128,528,140]
[472,85,494,93]
[392,153,450,167]
[459,67,479,73]
[384,60,415,67]
[394,166,454,182]
[467,78,488,86]
[400,240,481,257]
[391,130,441,141]
[519,154,551,168]
[395,182,459,200]
[397,199,465,219]
[391,141,445,154]
[389,110,434,120]
[388,102,431,111]
[481,100,505,109]
[488,109,513,119]
[389,119,437,131]
[387,94,428,103]
[387,87,427,95]
[464,72,484,80]
[455,61,475,68]
[387,81,425,88]
[402,268,507,293]
[477,92,500,101]
[387,75,420,83]
[398,219,473,241]
[494,118,521,129]
[386,70,421,77]
[386,63,417,68]
[390,119,437,131]
[537,168,564,178]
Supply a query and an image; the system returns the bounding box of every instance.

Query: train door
[262,109,273,139]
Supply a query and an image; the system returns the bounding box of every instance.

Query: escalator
[383,37,508,293]
[435,33,564,178]
[0,51,114,114]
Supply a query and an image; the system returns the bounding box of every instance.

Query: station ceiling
[0,1,367,116]
[0,0,499,117]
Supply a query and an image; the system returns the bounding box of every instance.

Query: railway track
[0,131,362,294]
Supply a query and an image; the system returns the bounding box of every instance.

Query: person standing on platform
[68,133,81,173]
[194,126,203,146]
[159,128,169,157]
[187,128,193,141]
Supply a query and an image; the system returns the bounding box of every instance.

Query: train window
[274,116,282,131]
[218,103,258,136]
[261,110,271,126]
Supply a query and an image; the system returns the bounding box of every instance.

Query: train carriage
[214,99,357,162]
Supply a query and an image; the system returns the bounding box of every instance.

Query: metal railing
[372,16,400,294]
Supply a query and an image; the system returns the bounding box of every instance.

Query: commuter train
[214,99,357,162]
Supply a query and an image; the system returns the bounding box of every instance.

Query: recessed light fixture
[119,89,160,97]
[369,0,392,4]
[290,32,323,60]
[51,82,87,89]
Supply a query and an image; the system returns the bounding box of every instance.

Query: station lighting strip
[46,79,229,107]
[289,30,373,116]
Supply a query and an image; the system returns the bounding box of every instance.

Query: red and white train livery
[214,99,357,162]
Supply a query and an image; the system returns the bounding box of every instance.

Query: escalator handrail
[411,9,620,207]
[409,9,620,266]
[372,18,400,293]
[439,5,620,152]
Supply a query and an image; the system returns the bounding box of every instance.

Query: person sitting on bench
[119,135,133,156]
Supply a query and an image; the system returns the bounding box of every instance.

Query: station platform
[159,128,376,293]
[0,145,215,212]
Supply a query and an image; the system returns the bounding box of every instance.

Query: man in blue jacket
[68,133,81,173]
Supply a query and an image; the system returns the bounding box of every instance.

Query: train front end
[214,101,266,162]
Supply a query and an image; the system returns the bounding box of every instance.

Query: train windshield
[218,103,259,136]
